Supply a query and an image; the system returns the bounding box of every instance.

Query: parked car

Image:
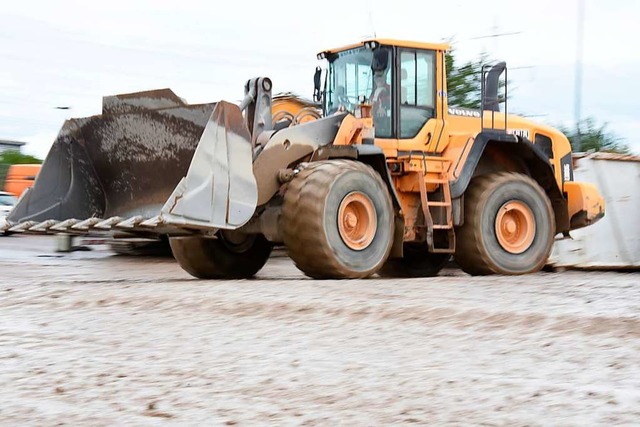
[0,191,18,234]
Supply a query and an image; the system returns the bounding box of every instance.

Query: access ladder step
[431,247,454,254]
[424,178,449,184]
[427,201,451,207]
[429,228,456,253]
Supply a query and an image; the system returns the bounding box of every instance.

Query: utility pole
[574,0,585,152]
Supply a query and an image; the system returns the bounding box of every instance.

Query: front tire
[454,172,554,275]
[281,160,394,279]
[169,232,272,279]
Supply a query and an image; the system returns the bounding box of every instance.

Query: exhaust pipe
[482,61,506,112]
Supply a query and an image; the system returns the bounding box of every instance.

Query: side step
[417,162,456,254]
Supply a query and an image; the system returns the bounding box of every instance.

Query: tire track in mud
[4,288,640,340]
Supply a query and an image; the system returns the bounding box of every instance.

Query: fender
[310,144,402,211]
[450,130,569,233]
[451,131,518,198]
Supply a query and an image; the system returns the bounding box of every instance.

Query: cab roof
[320,39,450,56]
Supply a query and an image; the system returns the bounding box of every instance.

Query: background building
[0,139,26,154]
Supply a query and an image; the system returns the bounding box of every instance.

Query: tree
[446,50,484,109]
[446,48,506,110]
[0,150,43,165]
[558,118,630,154]
[446,48,629,155]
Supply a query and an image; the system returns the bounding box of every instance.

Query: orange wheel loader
[6,39,604,278]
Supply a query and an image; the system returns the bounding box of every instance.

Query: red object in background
[4,164,41,197]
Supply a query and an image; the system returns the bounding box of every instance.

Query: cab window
[534,133,553,159]
[399,50,436,138]
[325,46,393,138]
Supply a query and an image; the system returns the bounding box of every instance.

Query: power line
[469,31,522,40]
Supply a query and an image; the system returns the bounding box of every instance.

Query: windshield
[325,46,392,137]
[326,47,373,113]
[0,194,17,206]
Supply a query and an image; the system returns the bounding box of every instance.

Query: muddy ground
[0,235,639,426]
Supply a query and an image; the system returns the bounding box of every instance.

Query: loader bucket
[8,89,216,226]
[161,101,258,230]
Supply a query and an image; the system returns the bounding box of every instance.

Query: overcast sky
[2,0,639,157]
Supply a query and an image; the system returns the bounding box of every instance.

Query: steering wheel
[338,94,354,112]
[333,86,354,112]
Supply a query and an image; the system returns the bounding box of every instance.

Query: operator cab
[318,40,443,140]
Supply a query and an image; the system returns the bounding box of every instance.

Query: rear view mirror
[313,67,322,102]
[371,48,389,72]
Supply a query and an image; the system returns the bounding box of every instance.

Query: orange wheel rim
[338,192,377,251]
[495,200,536,254]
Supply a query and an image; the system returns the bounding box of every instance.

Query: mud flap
[161,101,258,231]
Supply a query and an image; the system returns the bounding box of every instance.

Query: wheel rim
[338,191,377,251]
[495,200,536,254]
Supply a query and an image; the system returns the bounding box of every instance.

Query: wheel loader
[6,39,605,279]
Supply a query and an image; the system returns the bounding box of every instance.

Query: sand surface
[1,236,639,425]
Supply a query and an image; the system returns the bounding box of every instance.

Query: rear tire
[169,233,272,279]
[454,172,554,275]
[281,160,394,279]
[379,244,450,277]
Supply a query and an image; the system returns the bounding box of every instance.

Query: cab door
[396,48,442,153]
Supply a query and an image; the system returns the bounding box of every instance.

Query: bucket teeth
[5,214,202,237]
[9,221,39,233]
[140,215,164,228]
[138,215,195,236]
[94,217,124,230]
[71,217,103,231]
[29,220,61,233]
[114,216,145,229]
[50,219,81,232]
